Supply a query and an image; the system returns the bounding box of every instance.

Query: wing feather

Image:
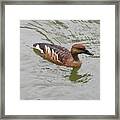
[33,43,72,65]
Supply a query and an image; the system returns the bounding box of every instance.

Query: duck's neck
[71,53,79,61]
[71,48,80,61]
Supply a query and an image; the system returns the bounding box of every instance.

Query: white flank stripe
[47,46,51,54]
[36,44,40,50]
[51,49,54,58]
[45,45,48,53]
[55,53,58,61]
[39,48,44,53]
[35,44,43,53]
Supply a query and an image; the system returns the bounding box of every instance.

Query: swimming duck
[33,43,93,68]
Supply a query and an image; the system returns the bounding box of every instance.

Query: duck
[33,43,93,68]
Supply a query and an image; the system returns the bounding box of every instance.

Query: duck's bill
[84,50,94,56]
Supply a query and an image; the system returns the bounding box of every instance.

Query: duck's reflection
[69,67,92,83]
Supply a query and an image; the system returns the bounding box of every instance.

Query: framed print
[0,0,119,119]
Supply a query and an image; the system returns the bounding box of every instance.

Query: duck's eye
[79,48,85,50]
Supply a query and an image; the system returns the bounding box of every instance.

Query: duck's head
[71,43,93,56]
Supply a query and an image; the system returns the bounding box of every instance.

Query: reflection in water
[64,67,92,83]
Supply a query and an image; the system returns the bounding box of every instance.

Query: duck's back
[33,43,73,66]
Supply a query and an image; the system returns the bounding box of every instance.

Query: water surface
[20,20,100,100]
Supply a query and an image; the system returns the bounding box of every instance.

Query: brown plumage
[33,43,93,68]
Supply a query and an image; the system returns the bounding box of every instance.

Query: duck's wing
[33,43,72,65]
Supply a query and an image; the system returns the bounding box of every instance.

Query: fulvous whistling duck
[33,43,93,68]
